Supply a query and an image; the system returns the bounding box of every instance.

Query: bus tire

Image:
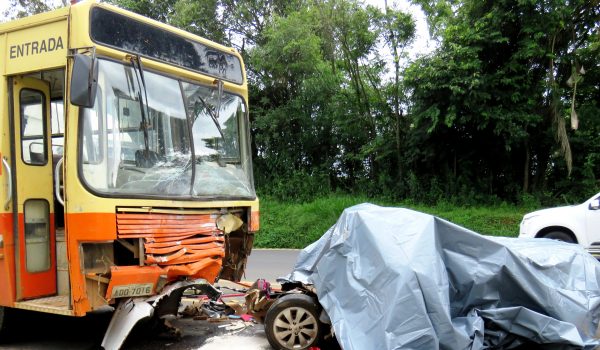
[0,306,11,341]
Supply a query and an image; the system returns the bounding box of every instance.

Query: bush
[256,170,331,203]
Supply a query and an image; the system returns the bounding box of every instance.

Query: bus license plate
[111,283,154,298]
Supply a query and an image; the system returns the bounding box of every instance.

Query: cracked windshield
[80,59,254,198]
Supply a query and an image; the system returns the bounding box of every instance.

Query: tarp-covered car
[285,204,600,350]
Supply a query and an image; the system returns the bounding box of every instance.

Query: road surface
[0,249,301,350]
[244,249,300,282]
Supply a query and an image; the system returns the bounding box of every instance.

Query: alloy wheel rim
[272,306,318,349]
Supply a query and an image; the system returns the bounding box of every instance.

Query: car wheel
[265,294,322,350]
[542,231,576,243]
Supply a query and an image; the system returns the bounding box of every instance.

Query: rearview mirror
[590,199,600,210]
[70,54,98,108]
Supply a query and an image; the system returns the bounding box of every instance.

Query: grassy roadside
[254,194,537,248]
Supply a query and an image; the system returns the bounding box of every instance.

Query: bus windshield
[80,59,255,199]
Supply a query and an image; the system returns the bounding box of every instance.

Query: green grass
[254,194,535,248]
[410,203,527,237]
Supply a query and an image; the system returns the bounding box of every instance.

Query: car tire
[264,294,322,350]
[542,231,576,243]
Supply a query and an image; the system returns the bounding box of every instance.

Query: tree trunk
[523,141,530,193]
[385,0,404,182]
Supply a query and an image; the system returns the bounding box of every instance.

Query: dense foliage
[6,0,599,205]
[406,0,600,204]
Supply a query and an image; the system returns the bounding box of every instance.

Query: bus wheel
[0,306,10,340]
[264,294,322,350]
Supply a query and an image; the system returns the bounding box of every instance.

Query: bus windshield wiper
[129,55,151,156]
[194,96,225,141]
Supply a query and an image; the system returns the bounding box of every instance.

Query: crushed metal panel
[284,203,600,350]
[101,297,154,350]
[116,211,225,282]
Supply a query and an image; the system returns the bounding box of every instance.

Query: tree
[249,0,416,197]
[405,0,600,200]
[105,0,177,23]
[2,0,67,20]
[249,7,340,198]
[220,0,302,48]
[381,2,415,184]
[170,0,226,43]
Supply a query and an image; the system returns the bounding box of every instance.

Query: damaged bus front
[0,2,258,349]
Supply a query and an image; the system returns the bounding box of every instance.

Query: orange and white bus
[0,1,258,348]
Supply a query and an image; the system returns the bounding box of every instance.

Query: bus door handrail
[2,158,11,210]
[55,157,65,206]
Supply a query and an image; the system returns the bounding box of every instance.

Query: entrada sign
[9,36,64,59]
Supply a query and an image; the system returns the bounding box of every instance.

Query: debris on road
[220,321,247,332]
[181,297,244,320]
[198,334,271,350]
[175,284,263,343]
[284,203,600,350]
[245,279,275,323]
[240,314,255,322]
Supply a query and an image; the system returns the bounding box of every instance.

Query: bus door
[11,76,56,300]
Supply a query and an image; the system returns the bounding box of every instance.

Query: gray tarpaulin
[283,204,600,350]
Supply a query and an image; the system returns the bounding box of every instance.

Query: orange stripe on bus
[66,212,117,240]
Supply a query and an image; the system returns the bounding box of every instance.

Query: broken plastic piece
[216,213,244,234]
[240,314,254,322]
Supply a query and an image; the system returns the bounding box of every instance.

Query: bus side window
[82,88,104,164]
[50,100,65,173]
[20,89,48,165]
[51,100,65,155]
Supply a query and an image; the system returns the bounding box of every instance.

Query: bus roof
[1,1,245,84]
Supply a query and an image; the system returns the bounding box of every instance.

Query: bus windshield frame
[78,58,255,200]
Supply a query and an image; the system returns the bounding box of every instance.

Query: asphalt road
[0,249,301,350]
[244,249,301,282]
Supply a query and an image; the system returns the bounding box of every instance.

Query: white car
[519,192,600,257]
